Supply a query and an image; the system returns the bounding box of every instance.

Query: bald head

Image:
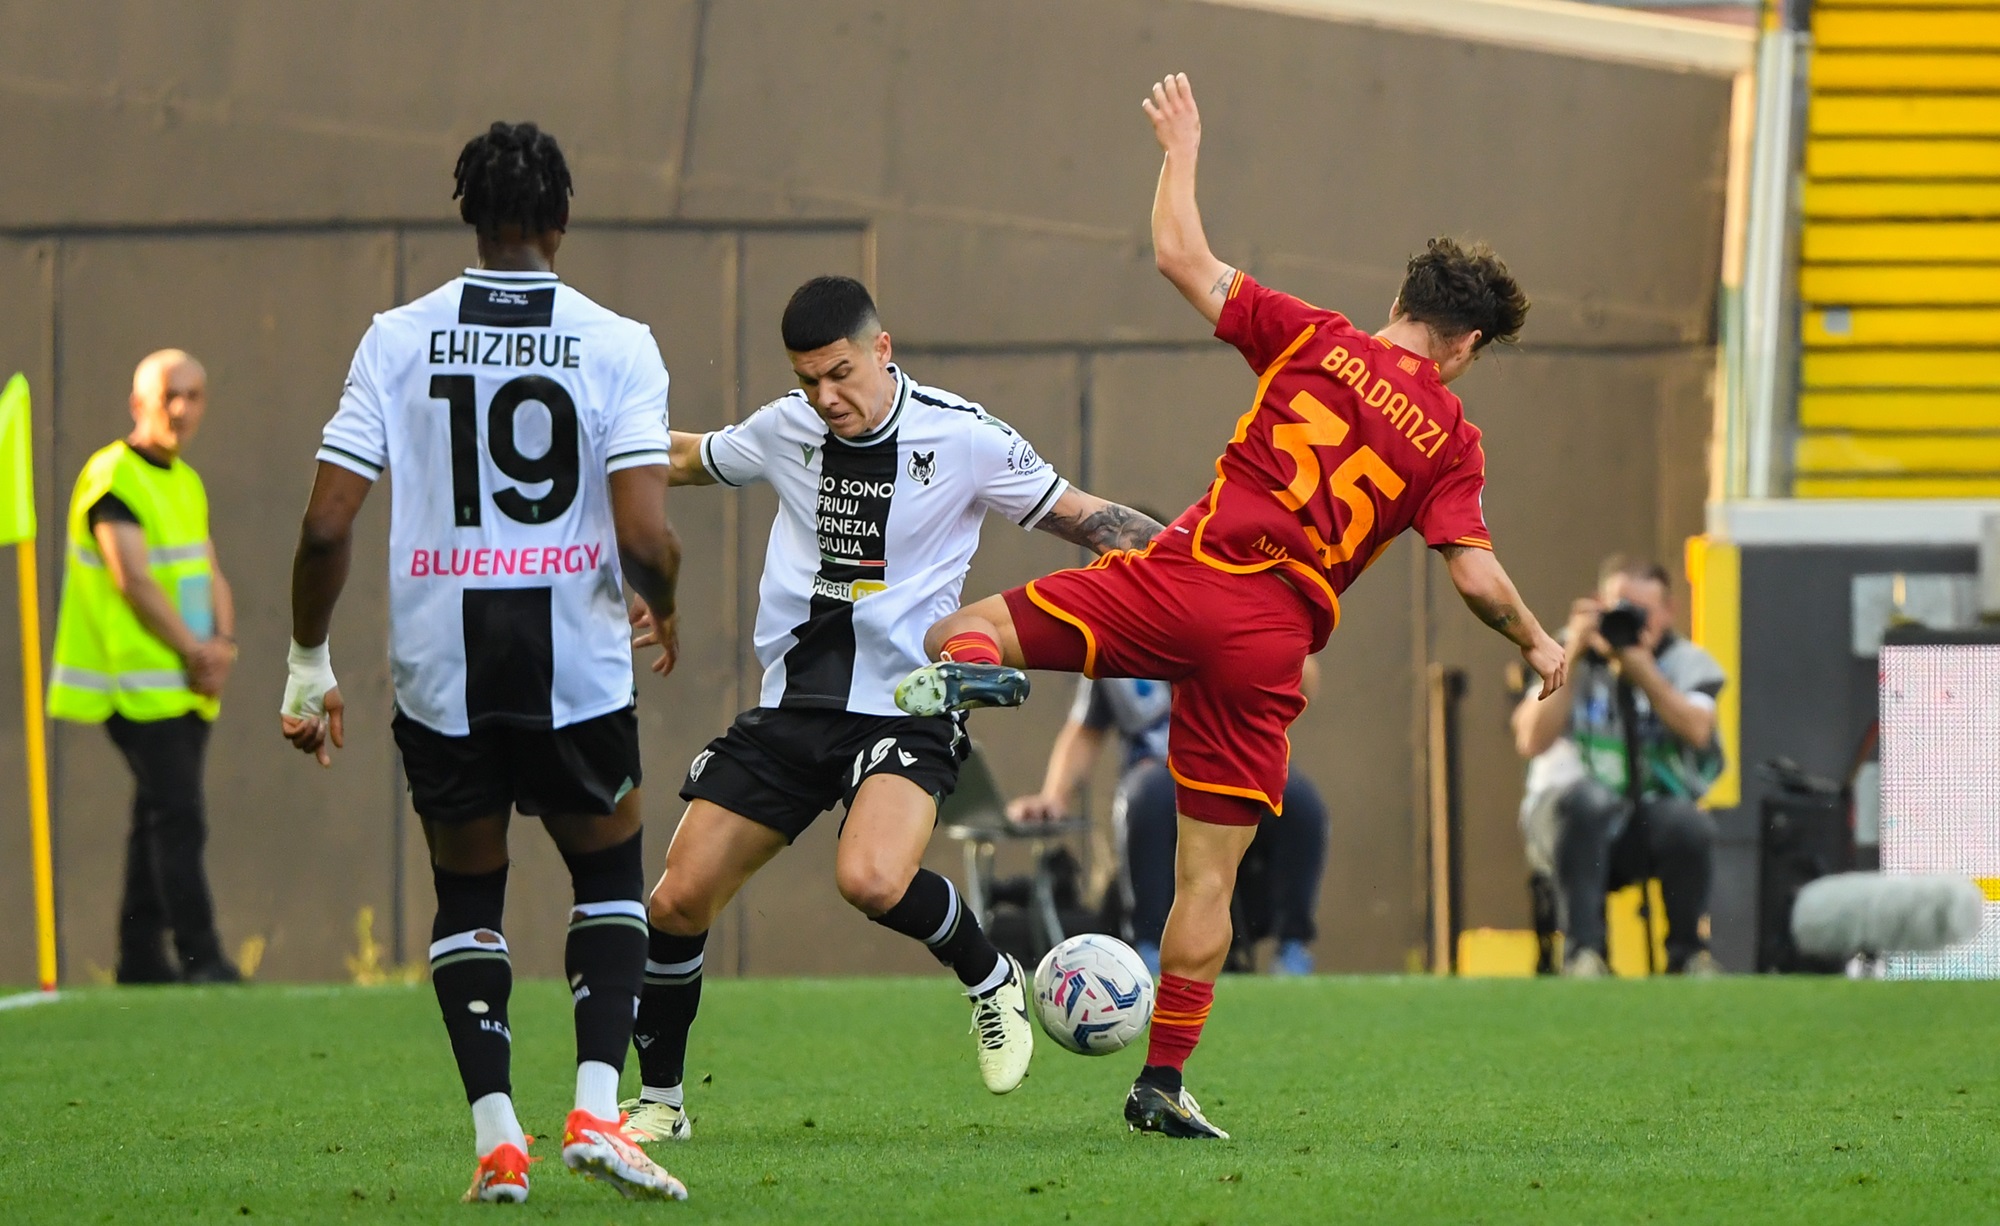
[129,349,207,456]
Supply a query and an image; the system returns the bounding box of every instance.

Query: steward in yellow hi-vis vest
[50,439,220,722]
[48,349,243,985]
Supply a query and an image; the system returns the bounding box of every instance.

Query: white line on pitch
[0,990,61,1012]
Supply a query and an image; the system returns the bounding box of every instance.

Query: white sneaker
[969,955,1033,1094]
[619,1098,692,1144]
[1564,948,1610,979]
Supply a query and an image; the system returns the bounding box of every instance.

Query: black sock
[429,864,512,1103]
[561,833,648,1072]
[1137,1064,1183,1095]
[635,926,707,1095]
[870,869,1005,991]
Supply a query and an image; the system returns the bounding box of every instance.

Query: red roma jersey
[1184,272,1493,631]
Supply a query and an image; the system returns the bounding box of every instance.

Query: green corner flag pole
[0,373,57,992]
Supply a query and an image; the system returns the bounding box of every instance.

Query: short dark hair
[1396,237,1529,351]
[453,122,573,238]
[1599,553,1672,593]
[781,276,881,352]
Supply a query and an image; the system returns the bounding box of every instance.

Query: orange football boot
[560,1108,688,1201]
[462,1140,532,1204]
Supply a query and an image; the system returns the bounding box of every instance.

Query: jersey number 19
[429,373,580,527]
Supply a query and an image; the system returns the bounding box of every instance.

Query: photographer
[1512,555,1724,977]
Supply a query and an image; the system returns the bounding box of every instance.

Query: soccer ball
[1032,934,1154,1056]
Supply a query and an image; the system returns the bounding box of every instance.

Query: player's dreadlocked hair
[453,121,573,238]
[1395,237,1529,351]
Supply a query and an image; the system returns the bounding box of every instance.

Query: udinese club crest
[908,450,937,485]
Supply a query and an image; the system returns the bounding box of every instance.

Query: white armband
[281,639,339,719]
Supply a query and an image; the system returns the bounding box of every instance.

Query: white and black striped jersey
[317,268,671,735]
[701,368,1067,715]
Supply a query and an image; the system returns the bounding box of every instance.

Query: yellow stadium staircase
[1796,0,2000,497]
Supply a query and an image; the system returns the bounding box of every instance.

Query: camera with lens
[1597,600,1648,651]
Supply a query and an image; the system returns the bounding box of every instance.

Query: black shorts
[393,706,642,824]
[679,707,967,842]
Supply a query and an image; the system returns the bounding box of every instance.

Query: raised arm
[1034,487,1166,555]
[1441,545,1566,700]
[1143,73,1235,326]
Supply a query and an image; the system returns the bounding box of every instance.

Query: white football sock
[965,953,1010,998]
[640,1082,684,1109]
[470,1091,527,1158]
[575,1060,622,1121]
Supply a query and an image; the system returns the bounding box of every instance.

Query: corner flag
[1,373,57,991]
[0,374,31,545]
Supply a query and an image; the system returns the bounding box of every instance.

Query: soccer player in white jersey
[619,276,1165,1144]
[278,123,687,1204]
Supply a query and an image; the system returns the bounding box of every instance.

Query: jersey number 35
[1271,389,1406,569]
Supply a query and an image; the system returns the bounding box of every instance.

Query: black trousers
[1554,778,1714,970]
[1122,757,1329,949]
[105,713,224,971]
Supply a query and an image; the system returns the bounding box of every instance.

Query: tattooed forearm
[1465,594,1521,637]
[1208,267,1237,300]
[1440,547,1522,635]
[1039,500,1167,556]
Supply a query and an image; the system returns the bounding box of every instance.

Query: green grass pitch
[3,975,1997,1223]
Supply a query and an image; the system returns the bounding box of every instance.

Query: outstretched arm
[667,430,719,488]
[1440,545,1566,700]
[1035,488,1166,555]
[1144,73,1235,326]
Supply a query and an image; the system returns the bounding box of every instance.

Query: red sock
[939,630,1002,666]
[1144,973,1214,1073]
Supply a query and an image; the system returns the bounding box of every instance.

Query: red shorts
[1002,536,1319,826]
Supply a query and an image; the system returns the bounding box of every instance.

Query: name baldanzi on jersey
[408,542,610,578]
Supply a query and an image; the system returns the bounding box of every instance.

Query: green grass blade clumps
[1,976,1996,1224]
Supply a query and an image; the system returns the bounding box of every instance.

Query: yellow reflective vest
[47,441,220,723]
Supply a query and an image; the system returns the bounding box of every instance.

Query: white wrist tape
[281,639,339,719]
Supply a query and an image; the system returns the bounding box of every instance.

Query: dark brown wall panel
[0,1,701,227]
[682,0,1728,351]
